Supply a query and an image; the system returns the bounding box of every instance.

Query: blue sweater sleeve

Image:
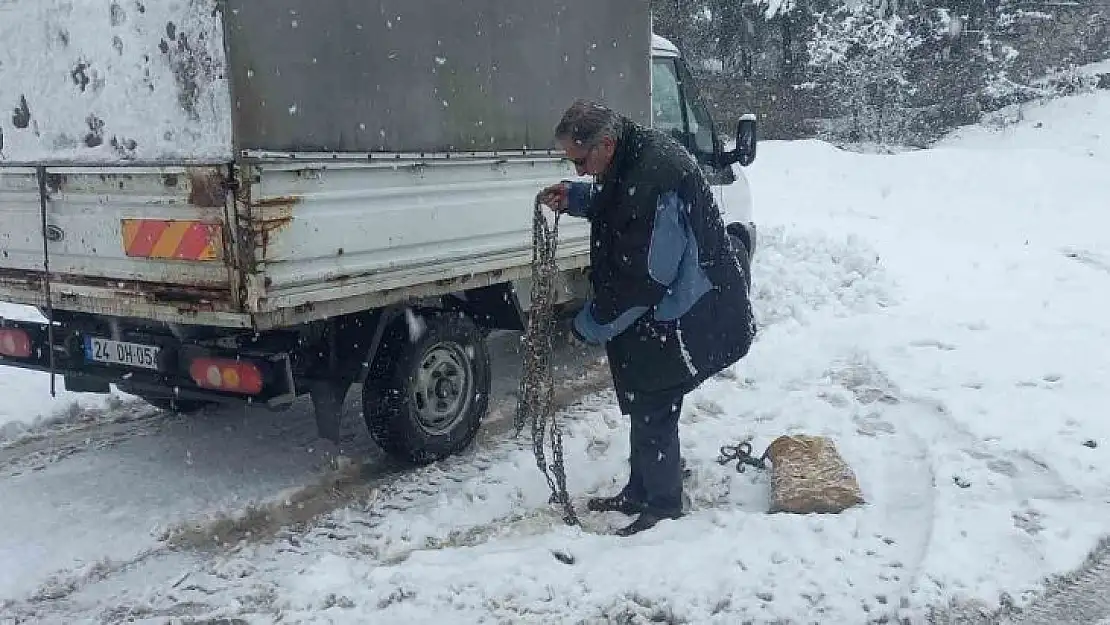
[564,181,597,220]
[573,188,698,345]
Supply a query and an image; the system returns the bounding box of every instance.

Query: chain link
[716,440,771,473]
[514,195,580,526]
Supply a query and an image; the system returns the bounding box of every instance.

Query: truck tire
[727,221,755,292]
[363,312,491,465]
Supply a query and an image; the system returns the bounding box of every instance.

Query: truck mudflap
[0,315,296,407]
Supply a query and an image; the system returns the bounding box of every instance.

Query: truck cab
[650,34,757,255]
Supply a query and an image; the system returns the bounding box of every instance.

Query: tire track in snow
[827,353,1102,625]
[0,399,165,478]
[160,355,615,552]
[1062,247,1110,276]
[824,355,939,624]
[0,355,612,623]
[855,358,1096,624]
[926,536,1110,625]
[0,360,618,623]
[1004,536,1110,625]
[0,394,605,624]
[13,394,625,624]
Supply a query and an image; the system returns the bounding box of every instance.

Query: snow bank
[1079,57,1110,76]
[0,0,232,165]
[936,90,1110,159]
[934,55,1110,158]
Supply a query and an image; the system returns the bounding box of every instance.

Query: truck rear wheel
[363,312,491,465]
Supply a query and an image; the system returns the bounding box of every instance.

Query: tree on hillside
[651,0,1110,145]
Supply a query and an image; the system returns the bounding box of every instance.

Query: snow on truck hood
[0,0,234,165]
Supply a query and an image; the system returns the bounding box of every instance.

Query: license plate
[84,337,161,370]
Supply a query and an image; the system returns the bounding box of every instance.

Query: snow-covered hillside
[1,88,1109,623]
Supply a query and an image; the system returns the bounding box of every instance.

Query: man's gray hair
[554,99,624,147]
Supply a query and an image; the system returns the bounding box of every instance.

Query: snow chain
[717,441,770,473]
[514,195,580,526]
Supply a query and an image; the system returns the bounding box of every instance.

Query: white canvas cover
[0,0,233,165]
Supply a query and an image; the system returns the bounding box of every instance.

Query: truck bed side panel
[245,157,592,323]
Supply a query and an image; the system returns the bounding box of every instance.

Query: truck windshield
[679,68,718,157]
[651,58,686,138]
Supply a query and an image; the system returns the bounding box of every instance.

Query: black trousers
[619,387,686,515]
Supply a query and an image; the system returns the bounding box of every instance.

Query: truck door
[650,57,737,186]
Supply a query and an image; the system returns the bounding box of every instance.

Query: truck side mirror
[734,114,757,167]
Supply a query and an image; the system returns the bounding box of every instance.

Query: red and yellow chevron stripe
[121,219,223,261]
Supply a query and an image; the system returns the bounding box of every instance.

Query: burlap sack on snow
[766,434,865,514]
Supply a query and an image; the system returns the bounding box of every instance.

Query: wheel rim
[411,342,473,435]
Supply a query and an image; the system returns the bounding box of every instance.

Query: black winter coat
[566,117,756,413]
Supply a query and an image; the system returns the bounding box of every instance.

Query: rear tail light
[188,358,263,395]
[0,329,32,358]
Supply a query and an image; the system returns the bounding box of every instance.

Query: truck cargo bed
[242,152,592,328]
[0,0,647,330]
[0,154,590,329]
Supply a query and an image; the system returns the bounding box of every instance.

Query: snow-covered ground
[1083,58,1110,75]
[0,304,132,441]
[2,88,1109,623]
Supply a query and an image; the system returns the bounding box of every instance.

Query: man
[538,99,756,536]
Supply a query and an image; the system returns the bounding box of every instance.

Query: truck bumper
[0,316,297,408]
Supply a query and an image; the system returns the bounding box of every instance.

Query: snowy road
[3,87,1110,624]
[0,326,610,619]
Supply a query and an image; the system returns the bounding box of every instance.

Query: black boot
[616,508,684,537]
[586,492,645,515]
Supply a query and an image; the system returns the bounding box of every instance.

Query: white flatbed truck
[0,0,758,464]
